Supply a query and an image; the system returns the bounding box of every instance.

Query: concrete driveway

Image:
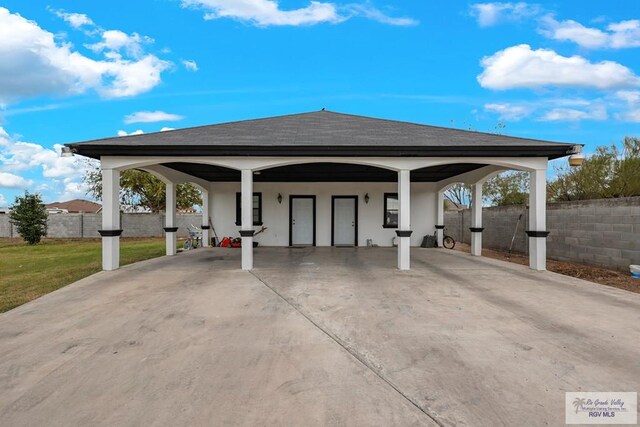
[1,248,639,426]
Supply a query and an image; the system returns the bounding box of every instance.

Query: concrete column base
[470,228,483,256]
[470,183,483,257]
[398,237,410,270]
[164,228,178,256]
[396,230,412,270]
[527,232,549,271]
[241,237,253,270]
[435,225,444,248]
[101,235,120,271]
[201,226,211,247]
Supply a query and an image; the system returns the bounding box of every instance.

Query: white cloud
[181,0,416,27]
[608,20,640,48]
[0,172,32,188]
[0,7,171,106]
[613,91,640,121]
[615,109,640,122]
[86,30,153,58]
[538,15,608,49]
[49,8,95,29]
[182,0,343,26]
[344,4,418,26]
[124,111,184,124]
[117,130,144,136]
[0,135,78,179]
[483,98,619,122]
[478,44,640,90]
[545,98,591,108]
[0,193,6,207]
[102,56,171,98]
[616,90,640,105]
[539,105,607,122]
[484,103,532,120]
[117,126,178,135]
[60,179,88,200]
[469,2,540,27]
[182,59,199,72]
[539,16,640,49]
[0,127,95,201]
[472,5,640,49]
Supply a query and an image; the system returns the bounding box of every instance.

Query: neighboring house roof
[67,110,577,159]
[45,199,102,213]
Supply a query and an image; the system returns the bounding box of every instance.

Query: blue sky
[0,0,639,206]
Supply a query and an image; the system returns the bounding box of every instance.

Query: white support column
[528,169,548,270]
[397,170,411,270]
[436,190,445,248]
[240,169,254,270]
[201,189,210,247]
[164,182,177,256]
[470,183,483,256]
[208,183,216,245]
[100,168,121,271]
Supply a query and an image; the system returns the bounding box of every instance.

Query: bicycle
[434,228,456,249]
[183,226,202,250]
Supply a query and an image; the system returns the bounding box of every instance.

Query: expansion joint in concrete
[249,270,445,427]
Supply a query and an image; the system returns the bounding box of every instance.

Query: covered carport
[63,110,581,272]
[1,244,638,426]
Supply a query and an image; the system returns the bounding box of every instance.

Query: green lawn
[0,238,168,313]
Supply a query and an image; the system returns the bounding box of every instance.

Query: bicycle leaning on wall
[435,228,456,249]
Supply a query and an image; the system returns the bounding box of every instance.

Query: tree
[9,192,48,245]
[444,183,471,208]
[548,136,640,201]
[483,171,529,206]
[609,136,640,197]
[83,161,203,212]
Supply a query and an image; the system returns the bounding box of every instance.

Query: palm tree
[573,398,586,414]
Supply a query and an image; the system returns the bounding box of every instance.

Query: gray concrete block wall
[121,214,164,238]
[0,215,13,238]
[546,197,640,270]
[82,214,102,238]
[0,213,204,239]
[444,197,640,271]
[45,214,83,238]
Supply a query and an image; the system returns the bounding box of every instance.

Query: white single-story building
[65,110,580,272]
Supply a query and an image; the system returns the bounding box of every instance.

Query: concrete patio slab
[1,247,639,426]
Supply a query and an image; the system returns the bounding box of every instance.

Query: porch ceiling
[162,162,488,182]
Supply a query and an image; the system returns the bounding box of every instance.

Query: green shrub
[9,192,48,245]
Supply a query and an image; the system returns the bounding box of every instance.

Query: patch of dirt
[454,243,640,295]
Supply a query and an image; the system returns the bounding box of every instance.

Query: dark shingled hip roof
[67,110,577,159]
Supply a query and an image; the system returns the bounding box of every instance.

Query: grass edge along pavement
[0,238,167,313]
